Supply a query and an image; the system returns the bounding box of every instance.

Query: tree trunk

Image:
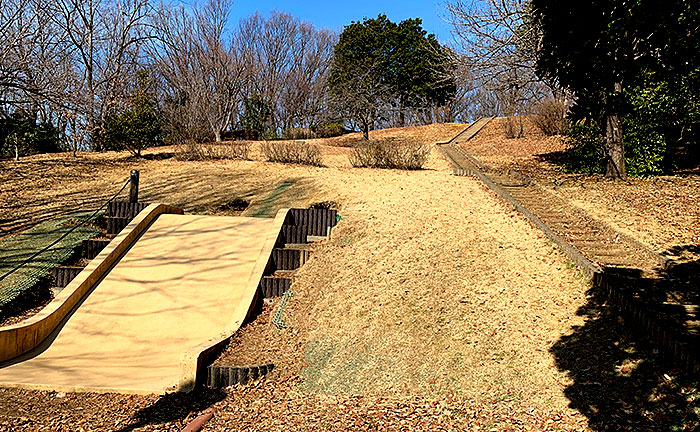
[605,82,626,180]
[214,130,222,142]
[14,144,19,162]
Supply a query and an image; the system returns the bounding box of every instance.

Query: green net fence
[0,213,101,310]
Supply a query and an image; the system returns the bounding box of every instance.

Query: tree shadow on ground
[551,256,700,431]
[536,150,569,167]
[114,387,226,432]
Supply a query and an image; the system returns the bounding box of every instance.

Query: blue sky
[228,0,454,42]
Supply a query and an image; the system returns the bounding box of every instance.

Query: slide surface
[0,214,274,394]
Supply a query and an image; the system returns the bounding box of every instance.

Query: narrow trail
[439,142,666,275]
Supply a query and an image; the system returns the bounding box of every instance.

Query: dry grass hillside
[0,122,696,430]
[296,122,467,147]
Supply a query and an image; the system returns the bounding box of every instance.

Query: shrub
[623,120,666,176]
[350,139,430,170]
[282,128,316,140]
[563,119,668,176]
[311,123,347,138]
[175,141,250,161]
[563,122,606,174]
[261,140,322,166]
[174,140,205,160]
[503,116,524,139]
[102,72,163,157]
[531,98,569,136]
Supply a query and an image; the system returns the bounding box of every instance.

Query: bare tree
[47,0,152,150]
[329,59,392,140]
[151,0,243,142]
[444,0,555,118]
[237,12,336,136]
[1,0,80,157]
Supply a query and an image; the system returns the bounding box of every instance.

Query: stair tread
[282,243,313,250]
[267,270,296,279]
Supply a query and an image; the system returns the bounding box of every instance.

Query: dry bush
[175,141,250,161]
[261,140,323,166]
[174,140,205,160]
[311,123,347,138]
[503,116,524,139]
[350,139,430,170]
[282,128,317,140]
[531,98,569,136]
[205,141,251,160]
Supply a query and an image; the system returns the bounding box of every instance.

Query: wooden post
[129,170,139,203]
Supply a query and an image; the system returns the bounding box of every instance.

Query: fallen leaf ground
[0,122,697,430]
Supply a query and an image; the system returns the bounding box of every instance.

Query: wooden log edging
[454,169,478,177]
[107,202,149,218]
[81,239,111,260]
[596,273,700,373]
[50,266,83,288]
[106,217,132,235]
[260,277,291,298]
[271,248,308,271]
[285,208,338,237]
[439,143,700,374]
[206,363,275,388]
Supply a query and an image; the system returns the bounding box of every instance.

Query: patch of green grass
[0,213,101,310]
[300,339,388,395]
[250,183,293,218]
[299,339,337,393]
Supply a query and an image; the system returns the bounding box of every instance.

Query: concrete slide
[0,205,286,394]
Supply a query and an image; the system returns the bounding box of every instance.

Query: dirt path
[440,142,664,273]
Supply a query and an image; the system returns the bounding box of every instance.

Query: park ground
[0,121,698,430]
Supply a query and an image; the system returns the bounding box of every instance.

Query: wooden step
[271,270,296,278]
[51,266,84,287]
[259,276,291,297]
[284,243,312,251]
[82,239,112,260]
[271,248,309,271]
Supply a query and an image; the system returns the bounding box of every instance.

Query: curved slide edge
[177,208,290,392]
[0,203,184,363]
